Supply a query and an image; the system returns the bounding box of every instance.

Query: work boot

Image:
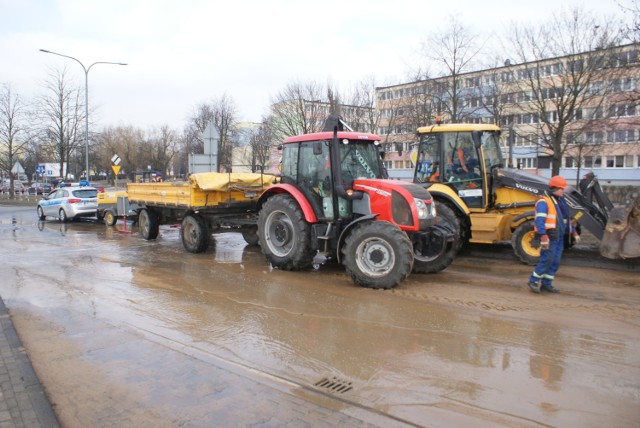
[541,284,559,293]
[528,281,541,293]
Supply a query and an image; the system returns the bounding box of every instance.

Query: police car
[36,185,99,222]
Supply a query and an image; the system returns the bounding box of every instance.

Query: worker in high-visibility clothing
[528,176,580,294]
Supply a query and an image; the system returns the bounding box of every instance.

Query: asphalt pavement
[0,296,59,428]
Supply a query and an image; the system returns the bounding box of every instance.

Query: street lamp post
[39,49,127,181]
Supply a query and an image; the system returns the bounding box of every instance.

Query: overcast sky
[0,0,630,132]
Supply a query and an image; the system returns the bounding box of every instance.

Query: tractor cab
[413,123,502,209]
[279,119,385,222]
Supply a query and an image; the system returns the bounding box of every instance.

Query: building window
[607,129,635,143]
[500,71,514,83]
[587,81,604,95]
[515,157,538,169]
[611,77,636,92]
[584,156,602,168]
[609,104,637,117]
[615,50,638,67]
[585,131,604,144]
[565,157,573,168]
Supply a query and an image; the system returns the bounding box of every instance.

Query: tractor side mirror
[378,146,386,160]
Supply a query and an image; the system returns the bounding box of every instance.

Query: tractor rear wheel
[343,221,413,289]
[512,220,540,265]
[258,195,314,270]
[181,214,210,253]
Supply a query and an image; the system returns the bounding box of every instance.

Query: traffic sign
[111,154,121,166]
[35,164,45,174]
[111,165,121,175]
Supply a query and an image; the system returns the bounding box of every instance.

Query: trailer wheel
[241,226,259,246]
[181,214,210,253]
[258,194,314,270]
[512,220,540,265]
[139,208,159,240]
[104,210,117,227]
[343,221,413,289]
[413,203,458,273]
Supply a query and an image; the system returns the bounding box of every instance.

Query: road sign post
[111,155,121,190]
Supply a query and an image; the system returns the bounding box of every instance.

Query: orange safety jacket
[535,195,558,231]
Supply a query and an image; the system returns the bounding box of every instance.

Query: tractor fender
[336,214,378,264]
[257,184,318,223]
[422,183,471,216]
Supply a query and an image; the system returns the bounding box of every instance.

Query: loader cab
[413,124,502,208]
[279,132,383,221]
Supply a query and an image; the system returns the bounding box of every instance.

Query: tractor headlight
[415,198,429,219]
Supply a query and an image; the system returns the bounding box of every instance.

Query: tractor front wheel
[342,221,413,289]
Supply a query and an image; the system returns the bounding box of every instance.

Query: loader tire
[512,220,540,265]
[181,214,210,253]
[413,203,458,273]
[258,195,314,270]
[139,208,159,240]
[343,221,413,289]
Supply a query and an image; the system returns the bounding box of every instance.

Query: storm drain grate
[314,376,353,394]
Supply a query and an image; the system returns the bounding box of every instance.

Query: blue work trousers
[529,239,564,286]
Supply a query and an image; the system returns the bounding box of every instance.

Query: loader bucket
[600,192,640,259]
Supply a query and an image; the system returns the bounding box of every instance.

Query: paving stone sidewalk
[0,296,59,428]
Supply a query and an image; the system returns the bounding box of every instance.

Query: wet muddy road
[0,205,639,427]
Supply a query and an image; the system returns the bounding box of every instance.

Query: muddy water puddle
[1,206,639,427]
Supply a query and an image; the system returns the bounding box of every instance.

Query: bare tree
[617,0,640,41]
[345,75,381,133]
[180,95,238,173]
[420,15,483,122]
[268,80,326,142]
[211,94,238,171]
[36,67,84,179]
[147,125,179,178]
[96,125,145,182]
[0,84,33,197]
[506,7,625,175]
[244,119,273,173]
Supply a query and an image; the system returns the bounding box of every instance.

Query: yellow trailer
[127,172,275,251]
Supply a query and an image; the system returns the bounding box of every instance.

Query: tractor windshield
[339,140,381,186]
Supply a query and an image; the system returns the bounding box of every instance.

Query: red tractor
[257,116,456,289]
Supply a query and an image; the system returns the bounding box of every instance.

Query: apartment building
[376,43,640,185]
